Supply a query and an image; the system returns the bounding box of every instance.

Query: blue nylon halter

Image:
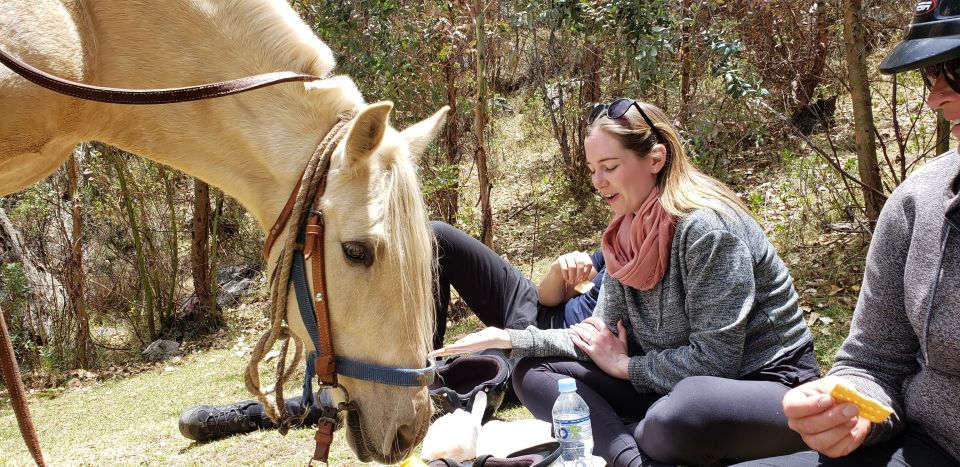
[289,234,436,407]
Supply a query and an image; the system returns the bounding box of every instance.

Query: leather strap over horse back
[0,47,322,105]
[0,307,46,467]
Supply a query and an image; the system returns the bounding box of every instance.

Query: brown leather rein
[0,46,338,464]
[0,47,323,104]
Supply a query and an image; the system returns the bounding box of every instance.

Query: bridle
[0,47,435,464]
[260,122,436,462]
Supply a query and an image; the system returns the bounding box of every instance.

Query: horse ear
[401,106,450,159]
[345,101,393,166]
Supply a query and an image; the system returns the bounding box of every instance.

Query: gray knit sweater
[829,151,960,459]
[507,205,813,395]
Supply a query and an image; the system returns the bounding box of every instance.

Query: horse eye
[342,241,374,267]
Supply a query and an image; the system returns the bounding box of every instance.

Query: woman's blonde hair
[586,100,749,218]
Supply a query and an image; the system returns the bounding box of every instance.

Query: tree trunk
[474,0,494,247]
[0,208,61,342]
[578,36,602,167]
[160,168,179,327]
[111,153,156,341]
[192,179,213,320]
[679,0,693,119]
[793,0,829,113]
[937,110,953,156]
[209,190,223,314]
[843,0,885,224]
[442,54,461,225]
[66,152,91,368]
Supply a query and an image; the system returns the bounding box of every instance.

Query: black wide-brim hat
[428,351,510,423]
[880,1,960,74]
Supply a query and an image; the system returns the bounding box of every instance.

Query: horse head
[1,0,450,462]
[286,101,448,463]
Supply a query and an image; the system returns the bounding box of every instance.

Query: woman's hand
[782,376,874,457]
[428,327,512,358]
[569,317,630,380]
[555,251,596,287]
[538,251,597,306]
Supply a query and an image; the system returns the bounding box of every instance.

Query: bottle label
[555,415,591,440]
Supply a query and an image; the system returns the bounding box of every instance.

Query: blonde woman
[431,99,818,466]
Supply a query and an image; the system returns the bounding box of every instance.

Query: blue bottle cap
[557,378,576,392]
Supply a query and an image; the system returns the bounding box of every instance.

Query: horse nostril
[396,422,418,448]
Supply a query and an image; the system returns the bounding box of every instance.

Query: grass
[0,304,517,466]
[0,303,388,465]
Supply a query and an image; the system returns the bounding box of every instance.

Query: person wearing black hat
[737,2,960,466]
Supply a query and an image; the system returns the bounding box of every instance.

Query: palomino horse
[0,0,446,463]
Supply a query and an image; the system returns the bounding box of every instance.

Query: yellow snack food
[829,380,894,423]
[398,456,428,467]
[574,280,594,294]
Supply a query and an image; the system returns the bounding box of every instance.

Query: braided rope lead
[244,115,353,426]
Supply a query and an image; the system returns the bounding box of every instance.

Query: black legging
[513,357,810,467]
[733,424,960,467]
[432,221,564,349]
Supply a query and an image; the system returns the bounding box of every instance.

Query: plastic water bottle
[552,378,593,467]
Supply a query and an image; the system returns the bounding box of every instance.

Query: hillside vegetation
[1,0,945,464]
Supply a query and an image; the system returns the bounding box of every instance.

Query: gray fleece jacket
[829,151,960,459]
[507,205,813,395]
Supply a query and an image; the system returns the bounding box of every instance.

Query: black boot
[178,400,259,441]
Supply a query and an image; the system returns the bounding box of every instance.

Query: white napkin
[421,391,487,462]
[475,418,555,459]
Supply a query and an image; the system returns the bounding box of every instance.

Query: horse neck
[76,0,361,230]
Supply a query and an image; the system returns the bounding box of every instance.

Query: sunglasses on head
[920,57,960,94]
[588,98,666,143]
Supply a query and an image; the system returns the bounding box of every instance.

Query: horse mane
[213,0,335,77]
[383,157,437,356]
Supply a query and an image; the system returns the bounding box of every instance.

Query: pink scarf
[601,187,676,291]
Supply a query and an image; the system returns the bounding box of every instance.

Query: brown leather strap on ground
[0,47,322,105]
[0,306,46,467]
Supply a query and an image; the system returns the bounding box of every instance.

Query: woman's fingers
[558,252,593,285]
[582,317,606,331]
[783,379,836,418]
[570,332,590,352]
[427,327,511,357]
[802,417,872,458]
[798,417,858,453]
[569,323,594,344]
[784,391,835,419]
[559,255,576,283]
[428,341,475,357]
[577,259,591,283]
[781,377,874,458]
[789,402,860,435]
